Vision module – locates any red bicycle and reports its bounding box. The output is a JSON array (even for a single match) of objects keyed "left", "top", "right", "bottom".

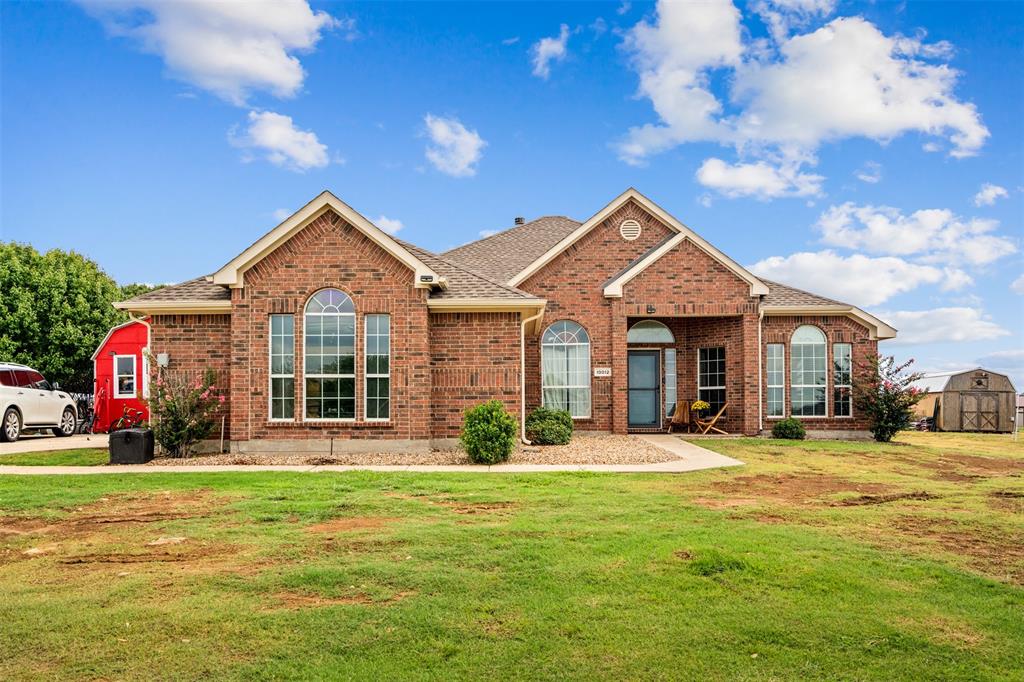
[{"left": 109, "top": 405, "right": 146, "bottom": 433}]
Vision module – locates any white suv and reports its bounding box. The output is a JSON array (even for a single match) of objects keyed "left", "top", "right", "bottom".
[{"left": 0, "top": 362, "right": 78, "bottom": 442}]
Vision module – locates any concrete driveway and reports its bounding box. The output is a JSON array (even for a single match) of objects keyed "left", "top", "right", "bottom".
[{"left": 0, "top": 433, "right": 105, "bottom": 454}]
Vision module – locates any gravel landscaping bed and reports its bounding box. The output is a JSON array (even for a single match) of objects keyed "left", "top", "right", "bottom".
[{"left": 145, "top": 435, "right": 678, "bottom": 467}]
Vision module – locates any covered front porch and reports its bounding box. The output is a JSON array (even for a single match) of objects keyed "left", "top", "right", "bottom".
[{"left": 616, "top": 314, "right": 760, "bottom": 436}]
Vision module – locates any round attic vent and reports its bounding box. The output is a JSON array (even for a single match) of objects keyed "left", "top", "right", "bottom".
[{"left": 619, "top": 219, "right": 642, "bottom": 241}]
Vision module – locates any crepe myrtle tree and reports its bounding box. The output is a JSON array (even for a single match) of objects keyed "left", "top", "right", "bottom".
[{"left": 854, "top": 354, "right": 927, "bottom": 442}]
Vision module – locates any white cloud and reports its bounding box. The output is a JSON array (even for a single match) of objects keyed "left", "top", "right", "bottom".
[
  {"left": 880, "top": 308, "right": 1010, "bottom": 345},
  {"left": 502, "top": 36, "right": 520, "bottom": 46},
  {"left": 751, "top": 0, "right": 837, "bottom": 43},
  {"left": 855, "top": 161, "right": 882, "bottom": 184},
  {"left": 698, "top": 194, "right": 713, "bottom": 208},
  {"left": 940, "top": 267, "right": 973, "bottom": 291},
  {"left": 617, "top": 4, "right": 989, "bottom": 184},
  {"left": 423, "top": 114, "right": 486, "bottom": 178},
  {"left": 230, "top": 110, "right": 328, "bottom": 171},
  {"left": 79, "top": 0, "right": 341, "bottom": 105},
  {"left": 617, "top": 1, "right": 632, "bottom": 16},
  {"left": 1012, "top": 274, "right": 1024, "bottom": 295},
  {"left": 976, "top": 349, "right": 1024, "bottom": 375},
  {"left": 696, "top": 157, "right": 823, "bottom": 198},
  {"left": 748, "top": 250, "right": 943, "bottom": 307},
  {"left": 973, "top": 183, "right": 1009, "bottom": 207},
  {"left": 531, "top": 24, "right": 571, "bottom": 79},
  {"left": 374, "top": 216, "right": 403, "bottom": 235},
  {"left": 816, "top": 203, "right": 1017, "bottom": 267},
  {"left": 272, "top": 208, "right": 292, "bottom": 221},
  {"left": 478, "top": 229, "right": 500, "bottom": 238}
]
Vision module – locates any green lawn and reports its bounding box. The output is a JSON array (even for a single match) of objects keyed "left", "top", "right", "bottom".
[
  {"left": 0, "top": 448, "right": 107, "bottom": 466},
  {"left": 1, "top": 433, "right": 1021, "bottom": 680}
]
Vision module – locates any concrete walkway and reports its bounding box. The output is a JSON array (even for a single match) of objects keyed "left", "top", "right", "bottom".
[
  {"left": 0, "top": 433, "right": 104, "bottom": 454},
  {"left": 0, "top": 434, "right": 743, "bottom": 475}
]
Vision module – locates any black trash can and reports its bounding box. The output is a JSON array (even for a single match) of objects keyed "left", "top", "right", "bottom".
[{"left": 109, "top": 428, "right": 154, "bottom": 464}]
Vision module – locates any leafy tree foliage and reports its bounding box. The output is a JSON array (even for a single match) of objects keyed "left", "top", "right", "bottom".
[
  {"left": 854, "top": 354, "right": 926, "bottom": 442},
  {"left": 0, "top": 242, "right": 158, "bottom": 392}
]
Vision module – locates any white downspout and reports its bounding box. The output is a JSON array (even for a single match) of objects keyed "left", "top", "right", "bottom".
[
  {"left": 757, "top": 306, "right": 764, "bottom": 434},
  {"left": 520, "top": 308, "right": 545, "bottom": 444}
]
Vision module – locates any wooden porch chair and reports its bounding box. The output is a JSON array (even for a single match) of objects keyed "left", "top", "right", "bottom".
[
  {"left": 667, "top": 400, "right": 691, "bottom": 433},
  {"left": 694, "top": 403, "right": 728, "bottom": 435}
]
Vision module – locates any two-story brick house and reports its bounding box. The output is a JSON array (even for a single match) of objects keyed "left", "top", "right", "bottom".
[{"left": 117, "top": 189, "right": 896, "bottom": 452}]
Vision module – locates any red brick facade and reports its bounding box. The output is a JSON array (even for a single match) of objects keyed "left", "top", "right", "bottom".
[{"left": 145, "top": 198, "right": 882, "bottom": 447}]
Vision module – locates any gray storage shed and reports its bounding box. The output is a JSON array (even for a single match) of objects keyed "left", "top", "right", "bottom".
[{"left": 924, "top": 368, "right": 1017, "bottom": 433}]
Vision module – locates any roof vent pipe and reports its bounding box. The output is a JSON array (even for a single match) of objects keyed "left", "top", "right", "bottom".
[{"left": 514, "top": 216, "right": 525, "bottom": 225}]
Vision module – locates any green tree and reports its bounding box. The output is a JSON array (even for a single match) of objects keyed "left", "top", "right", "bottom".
[
  {"left": 0, "top": 242, "right": 157, "bottom": 392},
  {"left": 854, "top": 354, "right": 927, "bottom": 442}
]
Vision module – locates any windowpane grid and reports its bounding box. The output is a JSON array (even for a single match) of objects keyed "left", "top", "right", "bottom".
[
  {"left": 304, "top": 290, "right": 355, "bottom": 420},
  {"left": 269, "top": 314, "right": 295, "bottom": 420},
  {"left": 541, "top": 321, "right": 591, "bottom": 418},
  {"left": 365, "top": 314, "right": 390, "bottom": 421},
  {"left": 791, "top": 326, "right": 826, "bottom": 416},
  {"left": 767, "top": 343, "right": 785, "bottom": 417},
  {"left": 698, "top": 347, "right": 726, "bottom": 414},
  {"left": 833, "top": 343, "right": 852, "bottom": 417}
]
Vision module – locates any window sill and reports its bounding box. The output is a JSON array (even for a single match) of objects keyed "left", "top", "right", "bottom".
[{"left": 265, "top": 420, "right": 392, "bottom": 429}]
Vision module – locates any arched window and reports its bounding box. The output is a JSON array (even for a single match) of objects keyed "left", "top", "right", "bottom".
[
  {"left": 304, "top": 289, "right": 355, "bottom": 420},
  {"left": 627, "top": 320, "right": 674, "bottom": 344},
  {"left": 790, "top": 325, "right": 826, "bottom": 417},
  {"left": 541, "top": 320, "right": 591, "bottom": 418}
]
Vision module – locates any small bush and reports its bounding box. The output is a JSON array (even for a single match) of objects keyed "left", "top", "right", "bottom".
[
  {"left": 771, "top": 417, "right": 806, "bottom": 440},
  {"left": 525, "top": 406, "right": 573, "bottom": 445},
  {"left": 460, "top": 401, "right": 517, "bottom": 464}
]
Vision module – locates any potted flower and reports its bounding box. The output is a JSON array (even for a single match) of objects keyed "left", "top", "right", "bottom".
[{"left": 691, "top": 400, "right": 710, "bottom": 418}]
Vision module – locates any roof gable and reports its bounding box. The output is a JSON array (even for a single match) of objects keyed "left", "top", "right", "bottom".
[
  {"left": 212, "top": 191, "right": 441, "bottom": 289},
  {"left": 512, "top": 188, "right": 769, "bottom": 296}
]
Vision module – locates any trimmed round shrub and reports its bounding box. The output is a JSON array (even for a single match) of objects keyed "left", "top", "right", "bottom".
[
  {"left": 460, "top": 400, "right": 517, "bottom": 464},
  {"left": 525, "top": 406, "right": 573, "bottom": 445},
  {"left": 771, "top": 417, "right": 806, "bottom": 440}
]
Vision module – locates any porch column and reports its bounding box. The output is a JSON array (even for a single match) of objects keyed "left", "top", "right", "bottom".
[
  {"left": 740, "top": 310, "right": 761, "bottom": 435},
  {"left": 611, "top": 300, "right": 629, "bottom": 434}
]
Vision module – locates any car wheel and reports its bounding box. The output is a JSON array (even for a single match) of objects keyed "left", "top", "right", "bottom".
[
  {"left": 1, "top": 408, "right": 21, "bottom": 443},
  {"left": 53, "top": 408, "right": 76, "bottom": 437}
]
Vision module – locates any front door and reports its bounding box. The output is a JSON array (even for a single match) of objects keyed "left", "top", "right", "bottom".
[{"left": 628, "top": 350, "right": 661, "bottom": 428}]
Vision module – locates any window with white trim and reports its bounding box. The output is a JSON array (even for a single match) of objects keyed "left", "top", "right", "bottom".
[
  {"left": 269, "top": 314, "right": 295, "bottom": 420},
  {"left": 766, "top": 343, "right": 785, "bottom": 418},
  {"left": 698, "top": 347, "right": 726, "bottom": 414},
  {"left": 365, "top": 314, "right": 390, "bottom": 421},
  {"left": 304, "top": 289, "right": 355, "bottom": 420},
  {"left": 833, "top": 343, "right": 852, "bottom": 417},
  {"left": 541, "top": 320, "right": 591, "bottom": 418},
  {"left": 114, "top": 355, "right": 136, "bottom": 398},
  {"left": 664, "top": 348, "right": 677, "bottom": 416},
  {"left": 791, "top": 326, "right": 827, "bottom": 416}
]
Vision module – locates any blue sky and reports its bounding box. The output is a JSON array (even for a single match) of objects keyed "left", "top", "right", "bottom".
[{"left": 2, "top": 1, "right": 1022, "bottom": 385}]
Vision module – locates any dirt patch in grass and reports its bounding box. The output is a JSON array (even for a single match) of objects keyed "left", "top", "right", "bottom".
[
  {"left": 692, "top": 497, "right": 758, "bottom": 509},
  {"left": 938, "top": 454, "right": 1023, "bottom": 476},
  {"left": 888, "top": 516, "right": 1024, "bottom": 585},
  {"left": 269, "top": 589, "right": 415, "bottom": 610},
  {"left": 710, "top": 473, "right": 894, "bottom": 506},
  {"left": 834, "top": 491, "right": 939, "bottom": 507},
  {"left": 385, "top": 492, "right": 516, "bottom": 516},
  {"left": 306, "top": 517, "right": 399, "bottom": 533},
  {"left": 896, "top": 615, "right": 986, "bottom": 649}
]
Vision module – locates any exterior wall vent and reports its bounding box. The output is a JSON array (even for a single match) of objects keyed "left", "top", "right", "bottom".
[{"left": 619, "top": 219, "right": 642, "bottom": 241}]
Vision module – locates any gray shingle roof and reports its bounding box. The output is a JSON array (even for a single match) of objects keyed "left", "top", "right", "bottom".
[
  {"left": 396, "top": 240, "right": 540, "bottom": 300},
  {"left": 441, "top": 216, "right": 581, "bottom": 284},
  {"left": 125, "top": 276, "right": 230, "bottom": 302},
  {"left": 761, "top": 279, "right": 844, "bottom": 307}
]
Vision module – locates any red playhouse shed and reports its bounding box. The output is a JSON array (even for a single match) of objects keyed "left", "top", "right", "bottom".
[{"left": 92, "top": 318, "right": 150, "bottom": 432}]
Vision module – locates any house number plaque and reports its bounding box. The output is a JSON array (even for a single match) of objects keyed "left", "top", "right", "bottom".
[{"left": 593, "top": 368, "right": 612, "bottom": 377}]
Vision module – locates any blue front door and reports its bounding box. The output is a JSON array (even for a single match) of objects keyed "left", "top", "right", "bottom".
[{"left": 628, "top": 351, "right": 660, "bottom": 427}]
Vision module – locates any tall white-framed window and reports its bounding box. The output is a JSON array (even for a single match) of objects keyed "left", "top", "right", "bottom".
[
  {"left": 113, "top": 355, "right": 136, "bottom": 398},
  {"left": 304, "top": 289, "right": 355, "bottom": 420},
  {"left": 541, "top": 320, "right": 591, "bottom": 418},
  {"left": 833, "top": 342, "right": 852, "bottom": 417},
  {"left": 365, "top": 314, "right": 390, "bottom": 421},
  {"left": 664, "top": 348, "right": 677, "bottom": 416},
  {"left": 766, "top": 343, "right": 785, "bottom": 418},
  {"left": 791, "top": 325, "right": 827, "bottom": 417},
  {"left": 269, "top": 314, "right": 295, "bottom": 420},
  {"left": 697, "top": 347, "right": 726, "bottom": 414}
]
